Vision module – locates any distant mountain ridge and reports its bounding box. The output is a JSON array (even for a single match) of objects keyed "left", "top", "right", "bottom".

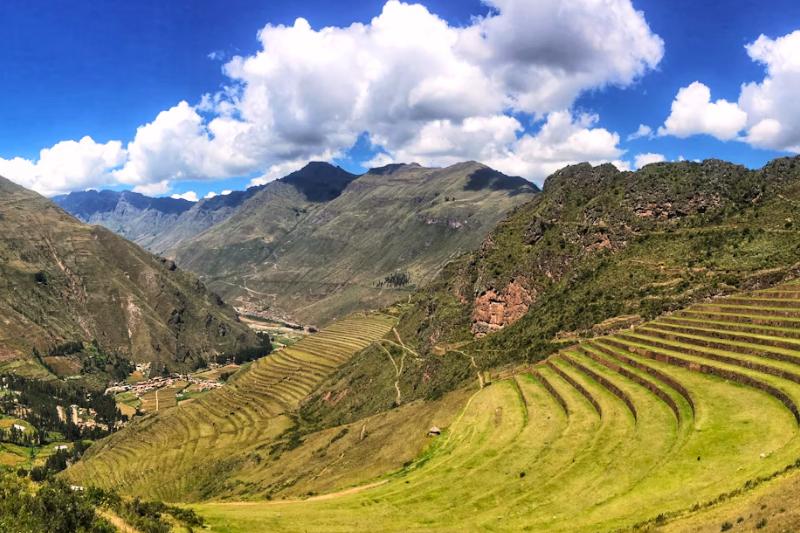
[{"left": 54, "top": 161, "right": 538, "bottom": 324}]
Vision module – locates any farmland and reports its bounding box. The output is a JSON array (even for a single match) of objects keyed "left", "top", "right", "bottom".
[
  {"left": 65, "top": 312, "right": 397, "bottom": 501},
  {"left": 184, "top": 280, "right": 800, "bottom": 531}
]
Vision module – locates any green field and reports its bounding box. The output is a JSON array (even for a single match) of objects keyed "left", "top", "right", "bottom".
[
  {"left": 63, "top": 281, "right": 800, "bottom": 531},
  {"left": 183, "top": 281, "right": 800, "bottom": 531}
]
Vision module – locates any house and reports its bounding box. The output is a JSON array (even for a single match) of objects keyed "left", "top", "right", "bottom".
[
  {"left": 427, "top": 426, "right": 442, "bottom": 437},
  {"left": 12, "top": 423, "right": 26, "bottom": 432}
]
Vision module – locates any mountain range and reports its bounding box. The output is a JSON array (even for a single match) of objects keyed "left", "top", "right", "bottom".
[{"left": 55, "top": 161, "right": 538, "bottom": 325}]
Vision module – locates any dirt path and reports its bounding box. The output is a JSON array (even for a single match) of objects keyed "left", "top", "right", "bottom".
[
  {"left": 454, "top": 350, "right": 484, "bottom": 389},
  {"left": 98, "top": 509, "right": 141, "bottom": 533},
  {"left": 209, "top": 480, "right": 391, "bottom": 507}
]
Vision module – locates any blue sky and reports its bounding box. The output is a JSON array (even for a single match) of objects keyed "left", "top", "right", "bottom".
[{"left": 1, "top": 0, "right": 799, "bottom": 199}]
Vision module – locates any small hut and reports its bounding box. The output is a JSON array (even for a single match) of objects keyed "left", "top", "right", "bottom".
[{"left": 427, "top": 426, "right": 442, "bottom": 437}]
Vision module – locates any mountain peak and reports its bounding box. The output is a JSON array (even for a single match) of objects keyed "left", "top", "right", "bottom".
[
  {"left": 281, "top": 161, "right": 357, "bottom": 202},
  {"left": 367, "top": 162, "right": 424, "bottom": 175}
]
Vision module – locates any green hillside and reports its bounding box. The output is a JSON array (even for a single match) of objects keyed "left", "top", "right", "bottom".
[
  {"left": 0, "top": 176, "right": 261, "bottom": 377},
  {"left": 56, "top": 156, "right": 800, "bottom": 531},
  {"left": 65, "top": 312, "right": 397, "bottom": 501},
  {"left": 189, "top": 280, "right": 800, "bottom": 531},
  {"left": 299, "top": 157, "right": 800, "bottom": 430},
  {"left": 170, "top": 161, "right": 537, "bottom": 325}
]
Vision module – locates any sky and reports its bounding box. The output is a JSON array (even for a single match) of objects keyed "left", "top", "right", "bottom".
[{"left": 1, "top": 0, "right": 799, "bottom": 200}]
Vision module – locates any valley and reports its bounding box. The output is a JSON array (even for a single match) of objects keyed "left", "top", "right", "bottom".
[
  {"left": 7, "top": 1, "right": 799, "bottom": 531},
  {"left": 7, "top": 157, "right": 800, "bottom": 532}
]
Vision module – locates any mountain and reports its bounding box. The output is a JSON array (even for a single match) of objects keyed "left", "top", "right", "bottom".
[
  {"left": 299, "top": 156, "right": 800, "bottom": 428},
  {"left": 64, "top": 156, "right": 800, "bottom": 532},
  {"left": 52, "top": 190, "right": 194, "bottom": 251},
  {"left": 170, "top": 161, "right": 537, "bottom": 324},
  {"left": 52, "top": 185, "right": 270, "bottom": 254},
  {"left": 0, "top": 176, "right": 262, "bottom": 379}
]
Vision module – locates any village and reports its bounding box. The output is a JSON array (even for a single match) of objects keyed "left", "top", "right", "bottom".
[{"left": 104, "top": 372, "right": 223, "bottom": 398}]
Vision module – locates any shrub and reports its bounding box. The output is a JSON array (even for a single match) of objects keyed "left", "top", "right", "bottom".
[
  {"left": 721, "top": 521, "right": 733, "bottom": 531},
  {"left": 756, "top": 518, "right": 767, "bottom": 529}
]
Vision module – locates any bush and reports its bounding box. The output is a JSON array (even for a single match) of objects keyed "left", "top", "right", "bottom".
[
  {"left": 756, "top": 518, "right": 767, "bottom": 529},
  {"left": 0, "top": 474, "right": 113, "bottom": 533},
  {"left": 721, "top": 521, "right": 733, "bottom": 531}
]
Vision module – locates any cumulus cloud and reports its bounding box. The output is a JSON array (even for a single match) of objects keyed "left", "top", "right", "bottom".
[
  {"left": 132, "top": 180, "right": 171, "bottom": 196},
  {"left": 627, "top": 124, "right": 654, "bottom": 141},
  {"left": 739, "top": 31, "right": 800, "bottom": 152},
  {"left": 658, "top": 82, "right": 747, "bottom": 140},
  {"left": 482, "top": 112, "right": 626, "bottom": 183},
  {"left": 633, "top": 152, "right": 666, "bottom": 169},
  {"left": 2, "top": 0, "right": 663, "bottom": 194},
  {"left": 658, "top": 30, "right": 800, "bottom": 153},
  {"left": 0, "top": 136, "right": 126, "bottom": 196},
  {"left": 170, "top": 191, "right": 199, "bottom": 202},
  {"left": 113, "top": 101, "right": 259, "bottom": 187}
]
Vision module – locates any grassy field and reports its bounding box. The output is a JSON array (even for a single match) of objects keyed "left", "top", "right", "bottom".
[
  {"left": 65, "top": 312, "right": 397, "bottom": 501},
  {"left": 184, "top": 281, "right": 800, "bottom": 531}
]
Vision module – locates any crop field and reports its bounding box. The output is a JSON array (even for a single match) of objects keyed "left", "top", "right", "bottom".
[
  {"left": 139, "top": 381, "right": 188, "bottom": 413},
  {"left": 65, "top": 312, "right": 396, "bottom": 501},
  {"left": 191, "top": 280, "right": 800, "bottom": 531}
]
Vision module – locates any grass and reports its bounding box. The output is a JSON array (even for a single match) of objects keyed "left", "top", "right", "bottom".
[
  {"left": 65, "top": 312, "right": 397, "bottom": 501},
  {"left": 180, "top": 280, "right": 800, "bottom": 531}
]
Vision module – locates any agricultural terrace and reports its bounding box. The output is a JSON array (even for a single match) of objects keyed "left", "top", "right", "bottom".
[
  {"left": 194, "top": 280, "right": 800, "bottom": 532},
  {"left": 65, "top": 313, "right": 396, "bottom": 501}
]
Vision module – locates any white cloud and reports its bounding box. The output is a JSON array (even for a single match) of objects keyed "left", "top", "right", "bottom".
[
  {"left": 170, "top": 191, "right": 199, "bottom": 202},
  {"left": 739, "top": 31, "right": 800, "bottom": 152},
  {"left": 114, "top": 101, "right": 259, "bottom": 188},
  {"left": 482, "top": 111, "right": 626, "bottom": 183},
  {"left": 657, "top": 30, "right": 800, "bottom": 154},
  {"left": 221, "top": 189, "right": 233, "bottom": 195},
  {"left": 3, "top": 0, "right": 663, "bottom": 193},
  {"left": 204, "top": 191, "right": 218, "bottom": 199},
  {"left": 0, "top": 136, "right": 126, "bottom": 196},
  {"left": 658, "top": 82, "right": 747, "bottom": 140},
  {"left": 132, "top": 180, "right": 171, "bottom": 196},
  {"left": 627, "top": 124, "right": 654, "bottom": 141},
  {"left": 134, "top": 0, "right": 661, "bottom": 189},
  {"left": 633, "top": 152, "right": 666, "bottom": 169}
]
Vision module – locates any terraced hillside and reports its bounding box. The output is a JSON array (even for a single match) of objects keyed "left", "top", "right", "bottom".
[
  {"left": 191, "top": 280, "right": 800, "bottom": 531},
  {"left": 65, "top": 313, "right": 396, "bottom": 501}
]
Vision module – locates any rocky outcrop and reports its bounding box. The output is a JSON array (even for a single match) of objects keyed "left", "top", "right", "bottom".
[{"left": 471, "top": 279, "right": 533, "bottom": 336}]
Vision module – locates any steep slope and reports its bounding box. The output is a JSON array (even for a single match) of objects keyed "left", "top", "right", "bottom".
[
  {"left": 173, "top": 161, "right": 537, "bottom": 324},
  {"left": 192, "top": 280, "right": 800, "bottom": 532},
  {"left": 0, "top": 176, "right": 261, "bottom": 377},
  {"left": 65, "top": 312, "right": 397, "bottom": 501},
  {"left": 68, "top": 279, "right": 800, "bottom": 531},
  {"left": 299, "top": 156, "right": 800, "bottom": 430},
  {"left": 53, "top": 185, "right": 269, "bottom": 254},
  {"left": 52, "top": 190, "right": 194, "bottom": 251}
]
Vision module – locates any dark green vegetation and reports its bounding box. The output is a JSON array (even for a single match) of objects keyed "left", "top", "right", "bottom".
[
  {"left": 1, "top": 374, "right": 123, "bottom": 440},
  {"left": 0, "top": 471, "right": 205, "bottom": 533},
  {"left": 0, "top": 473, "right": 114, "bottom": 532},
  {"left": 0, "top": 175, "right": 262, "bottom": 378},
  {"left": 32, "top": 156, "right": 800, "bottom": 531}
]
